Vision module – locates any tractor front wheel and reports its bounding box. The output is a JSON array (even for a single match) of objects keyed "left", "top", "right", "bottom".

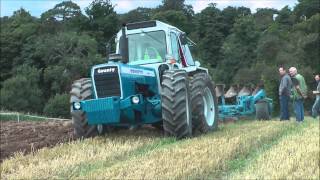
[
  {"left": 70, "top": 78, "right": 98, "bottom": 138},
  {"left": 161, "top": 70, "right": 192, "bottom": 139}
]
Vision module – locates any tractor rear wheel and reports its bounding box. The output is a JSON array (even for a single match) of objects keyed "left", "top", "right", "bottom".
[
  {"left": 70, "top": 78, "right": 98, "bottom": 138},
  {"left": 191, "top": 73, "right": 218, "bottom": 135},
  {"left": 161, "top": 70, "right": 192, "bottom": 139}
]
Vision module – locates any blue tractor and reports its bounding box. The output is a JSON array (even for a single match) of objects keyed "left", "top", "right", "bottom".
[
  {"left": 216, "top": 84, "right": 273, "bottom": 120},
  {"left": 70, "top": 21, "right": 218, "bottom": 139}
]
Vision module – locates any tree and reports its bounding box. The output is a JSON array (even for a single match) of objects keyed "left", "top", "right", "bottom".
[
  {"left": 158, "top": 0, "right": 194, "bottom": 18},
  {"left": 0, "top": 8, "right": 38, "bottom": 85},
  {"left": 85, "top": 0, "right": 119, "bottom": 55},
  {"left": 160, "top": 0, "right": 185, "bottom": 11},
  {"left": 152, "top": 10, "right": 189, "bottom": 32},
  {"left": 156, "top": 0, "right": 194, "bottom": 29},
  {"left": 120, "top": 7, "right": 153, "bottom": 24},
  {"left": 255, "top": 23, "right": 295, "bottom": 67},
  {"left": 294, "top": 0, "right": 320, "bottom": 19},
  {"left": 40, "top": 1, "right": 88, "bottom": 33},
  {"left": 0, "top": 65, "right": 43, "bottom": 113},
  {"left": 43, "top": 93, "right": 70, "bottom": 118},
  {"left": 254, "top": 8, "right": 278, "bottom": 31},
  {"left": 194, "top": 3, "right": 225, "bottom": 68},
  {"left": 45, "top": 32, "right": 103, "bottom": 96},
  {"left": 17, "top": 31, "right": 104, "bottom": 98},
  {"left": 41, "top": 1, "right": 81, "bottom": 21},
  {"left": 276, "top": 6, "right": 295, "bottom": 28},
  {"left": 292, "top": 13, "right": 320, "bottom": 73},
  {"left": 221, "top": 6, "right": 251, "bottom": 36},
  {"left": 217, "top": 15, "right": 260, "bottom": 84}
]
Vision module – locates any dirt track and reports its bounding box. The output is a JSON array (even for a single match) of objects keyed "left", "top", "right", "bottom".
[{"left": 0, "top": 120, "right": 74, "bottom": 162}]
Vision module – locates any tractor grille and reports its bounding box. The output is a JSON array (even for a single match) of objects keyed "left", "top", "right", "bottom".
[{"left": 93, "top": 66, "right": 121, "bottom": 98}]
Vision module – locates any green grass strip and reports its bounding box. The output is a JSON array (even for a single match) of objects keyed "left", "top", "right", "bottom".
[
  {"left": 0, "top": 113, "right": 69, "bottom": 121},
  {"left": 1, "top": 114, "right": 43, "bottom": 121}
]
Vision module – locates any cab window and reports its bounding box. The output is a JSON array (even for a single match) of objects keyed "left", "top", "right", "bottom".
[
  {"left": 127, "top": 31, "right": 166, "bottom": 65},
  {"left": 181, "top": 44, "right": 195, "bottom": 66}
]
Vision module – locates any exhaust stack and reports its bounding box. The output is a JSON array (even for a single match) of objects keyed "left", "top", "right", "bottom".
[{"left": 119, "top": 24, "right": 129, "bottom": 63}]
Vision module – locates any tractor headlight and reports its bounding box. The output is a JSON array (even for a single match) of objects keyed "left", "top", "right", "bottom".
[
  {"left": 132, "top": 96, "right": 140, "bottom": 104},
  {"left": 73, "top": 102, "right": 81, "bottom": 110}
]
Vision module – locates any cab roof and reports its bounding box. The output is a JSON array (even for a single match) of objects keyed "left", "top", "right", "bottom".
[{"left": 116, "top": 20, "right": 184, "bottom": 37}]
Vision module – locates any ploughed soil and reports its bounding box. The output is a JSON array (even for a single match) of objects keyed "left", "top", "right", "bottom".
[{"left": 0, "top": 120, "right": 74, "bottom": 162}]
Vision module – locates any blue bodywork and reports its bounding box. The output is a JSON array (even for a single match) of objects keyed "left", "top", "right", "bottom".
[
  {"left": 218, "top": 89, "right": 273, "bottom": 120},
  {"left": 75, "top": 62, "right": 162, "bottom": 126}
]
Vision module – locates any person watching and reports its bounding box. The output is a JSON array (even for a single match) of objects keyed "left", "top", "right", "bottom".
[
  {"left": 289, "top": 67, "right": 307, "bottom": 123},
  {"left": 278, "top": 66, "right": 292, "bottom": 121},
  {"left": 312, "top": 74, "right": 320, "bottom": 119}
]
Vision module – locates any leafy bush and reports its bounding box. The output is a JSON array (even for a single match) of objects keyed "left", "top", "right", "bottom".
[
  {"left": 43, "top": 93, "right": 70, "bottom": 118},
  {"left": 0, "top": 65, "right": 43, "bottom": 113}
]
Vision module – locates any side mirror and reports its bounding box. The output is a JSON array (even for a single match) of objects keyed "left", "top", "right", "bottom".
[
  {"left": 195, "top": 61, "right": 201, "bottom": 67},
  {"left": 179, "top": 33, "right": 187, "bottom": 45}
]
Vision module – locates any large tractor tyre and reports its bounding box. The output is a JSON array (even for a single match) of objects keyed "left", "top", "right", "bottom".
[
  {"left": 70, "top": 78, "right": 98, "bottom": 138},
  {"left": 255, "top": 100, "right": 271, "bottom": 120},
  {"left": 161, "top": 70, "right": 192, "bottom": 139},
  {"left": 191, "top": 73, "right": 218, "bottom": 135}
]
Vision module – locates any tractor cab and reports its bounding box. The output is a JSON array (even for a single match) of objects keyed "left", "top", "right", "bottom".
[{"left": 114, "top": 21, "right": 196, "bottom": 67}]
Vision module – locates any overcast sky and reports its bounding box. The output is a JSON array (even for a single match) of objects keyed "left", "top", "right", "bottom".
[{"left": 1, "top": 0, "right": 298, "bottom": 17}]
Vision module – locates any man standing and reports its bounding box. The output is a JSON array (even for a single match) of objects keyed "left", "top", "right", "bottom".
[
  {"left": 289, "top": 67, "right": 307, "bottom": 122},
  {"left": 312, "top": 74, "right": 320, "bottom": 119},
  {"left": 279, "top": 67, "right": 292, "bottom": 120}
]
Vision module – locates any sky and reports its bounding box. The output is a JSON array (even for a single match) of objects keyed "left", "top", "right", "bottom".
[{"left": 1, "top": 0, "right": 298, "bottom": 17}]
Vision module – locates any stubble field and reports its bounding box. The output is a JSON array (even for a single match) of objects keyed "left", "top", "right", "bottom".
[{"left": 0, "top": 118, "right": 319, "bottom": 179}]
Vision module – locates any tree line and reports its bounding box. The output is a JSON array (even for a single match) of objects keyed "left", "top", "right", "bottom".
[{"left": 0, "top": 0, "right": 319, "bottom": 117}]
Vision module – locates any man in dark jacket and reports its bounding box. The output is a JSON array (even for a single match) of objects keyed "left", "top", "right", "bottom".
[{"left": 279, "top": 67, "right": 292, "bottom": 120}]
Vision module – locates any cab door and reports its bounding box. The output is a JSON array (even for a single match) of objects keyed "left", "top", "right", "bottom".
[
  {"left": 178, "top": 33, "right": 195, "bottom": 66},
  {"left": 170, "top": 32, "right": 195, "bottom": 67}
]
